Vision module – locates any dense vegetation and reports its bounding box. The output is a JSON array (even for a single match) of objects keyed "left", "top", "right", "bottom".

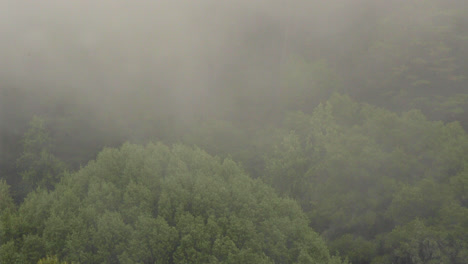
[
  {"left": 1, "top": 0, "right": 468, "bottom": 263},
  {"left": 1, "top": 143, "right": 346, "bottom": 263},
  {"left": 264, "top": 94, "right": 468, "bottom": 264}
]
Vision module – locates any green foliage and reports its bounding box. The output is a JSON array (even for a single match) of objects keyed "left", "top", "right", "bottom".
[
  {"left": 1, "top": 142, "right": 345, "bottom": 264},
  {"left": 351, "top": 0, "right": 468, "bottom": 112},
  {"left": 0, "top": 241, "right": 19, "bottom": 263},
  {"left": 1, "top": 1, "right": 468, "bottom": 263},
  {"left": 37, "top": 255, "right": 74, "bottom": 264},
  {"left": 0, "top": 180, "right": 17, "bottom": 251},
  {"left": 94, "top": 212, "right": 131, "bottom": 263},
  {"left": 264, "top": 94, "right": 468, "bottom": 264},
  {"left": 450, "top": 163, "right": 468, "bottom": 207},
  {"left": 123, "top": 215, "right": 177, "bottom": 263},
  {"left": 0, "top": 179, "right": 15, "bottom": 214},
  {"left": 329, "top": 234, "right": 376, "bottom": 264},
  {"left": 379, "top": 219, "right": 451, "bottom": 264},
  {"left": 20, "top": 234, "right": 47, "bottom": 264},
  {"left": 16, "top": 116, "right": 65, "bottom": 191}
]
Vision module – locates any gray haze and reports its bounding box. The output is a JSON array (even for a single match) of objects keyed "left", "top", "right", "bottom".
[
  {"left": 0, "top": 0, "right": 368, "bottom": 116},
  {"left": 1, "top": 0, "right": 463, "bottom": 144}
]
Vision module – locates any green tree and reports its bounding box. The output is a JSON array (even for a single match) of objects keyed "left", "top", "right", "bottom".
[
  {"left": 379, "top": 219, "right": 451, "bottom": 264},
  {"left": 0, "top": 241, "right": 20, "bottom": 263},
  {"left": 37, "top": 255, "right": 76, "bottom": 264},
  {"left": 0, "top": 179, "right": 15, "bottom": 215},
  {"left": 264, "top": 94, "right": 468, "bottom": 264},
  {"left": 19, "top": 234, "right": 47, "bottom": 264},
  {"left": 10, "top": 142, "right": 346, "bottom": 264},
  {"left": 16, "top": 116, "right": 65, "bottom": 191},
  {"left": 93, "top": 212, "right": 131, "bottom": 264},
  {"left": 123, "top": 215, "right": 177, "bottom": 264}
]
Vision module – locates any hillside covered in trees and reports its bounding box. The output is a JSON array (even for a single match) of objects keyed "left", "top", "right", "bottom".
[{"left": 1, "top": 0, "right": 468, "bottom": 263}]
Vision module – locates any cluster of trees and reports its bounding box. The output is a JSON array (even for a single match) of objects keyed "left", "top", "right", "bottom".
[
  {"left": 1, "top": 0, "right": 468, "bottom": 263},
  {"left": 1, "top": 141, "right": 346, "bottom": 264},
  {"left": 263, "top": 94, "right": 468, "bottom": 264},
  {"left": 1, "top": 92, "right": 467, "bottom": 263}
]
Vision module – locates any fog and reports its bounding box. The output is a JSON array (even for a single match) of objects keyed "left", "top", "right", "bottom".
[
  {"left": 1, "top": 0, "right": 466, "bottom": 161},
  {"left": 2, "top": 2, "right": 468, "bottom": 263},
  {"left": 0, "top": 0, "right": 369, "bottom": 117}
]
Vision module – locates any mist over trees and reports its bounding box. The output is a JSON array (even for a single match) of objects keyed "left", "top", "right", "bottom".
[{"left": 1, "top": 0, "right": 468, "bottom": 263}]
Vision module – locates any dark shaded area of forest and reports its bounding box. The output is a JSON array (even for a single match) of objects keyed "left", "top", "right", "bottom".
[{"left": 1, "top": 0, "right": 467, "bottom": 263}]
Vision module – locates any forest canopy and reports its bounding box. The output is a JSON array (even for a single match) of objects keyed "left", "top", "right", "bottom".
[
  {"left": 1, "top": 0, "right": 468, "bottom": 263},
  {"left": 263, "top": 94, "right": 468, "bottom": 264},
  {"left": 0, "top": 143, "right": 346, "bottom": 264}
]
